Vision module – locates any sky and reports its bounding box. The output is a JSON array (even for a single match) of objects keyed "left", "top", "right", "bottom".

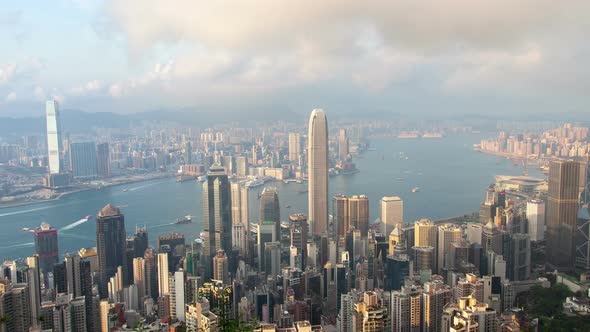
[{"left": 0, "top": 0, "right": 588, "bottom": 117}]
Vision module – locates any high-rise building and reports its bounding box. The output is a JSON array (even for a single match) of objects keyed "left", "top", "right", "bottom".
[
  {"left": 157, "top": 253, "right": 170, "bottom": 296},
  {"left": 70, "top": 142, "right": 98, "bottom": 179},
  {"left": 546, "top": 160, "right": 580, "bottom": 271},
  {"left": 236, "top": 156, "right": 248, "bottom": 177},
  {"left": 264, "top": 242, "right": 281, "bottom": 277},
  {"left": 96, "top": 204, "right": 127, "bottom": 299},
  {"left": 46, "top": 100, "right": 63, "bottom": 174},
  {"left": 412, "top": 246, "right": 435, "bottom": 273},
  {"left": 337, "top": 128, "right": 349, "bottom": 160},
  {"left": 172, "top": 269, "right": 186, "bottom": 321},
  {"left": 423, "top": 280, "right": 452, "bottom": 332},
  {"left": 353, "top": 291, "right": 390, "bottom": 332},
  {"left": 258, "top": 221, "right": 278, "bottom": 273},
  {"left": 213, "top": 250, "right": 229, "bottom": 283},
  {"left": 260, "top": 187, "right": 280, "bottom": 238},
  {"left": 33, "top": 222, "right": 59, "bottom": 277},
  {"left": 0, "top": 282, "right": 31, "bottom": 332},
  {"left": 437, "top": 223, "right": 462, "bottom": 274},
  {"left": 290, "top": 214, "right": 308, "bottom": 271},
  {"left": 26, "top": 255, "right": 41, "bottom": 330},
  {"left": 526, "top": 199, "right": 545, "bottom": 242},
  {"left": 391, "top": 285, "right": 422, "bottom": 332},
  {"left": 414, "top": 219, "right": 438, "bottom": 269},
  {"left": 308, "top": 109, "right": 328, "bottom": 235},
  {"left": 289, "top": 132, "right": 301, "bottom": 165},
  {"left": 505, "top": 233, "right": 531, "bottom": 281},
  {"left": 381, "top": 196, "right": 403, "bottom": 236},
  {"left": 132, "top": 257, "right": 147, "bottom": 306},
  {"left": 333, "top": 195, "right": 370, "bottom": 238},
  {"left": 202, "top": 165, "right": 232, "bottom": 279},
  {"left": 53, "top": 294, "right": 87, "bottom": 332},
  {"left": 96, "top": 142, "right": 111, "bottom": 178}
]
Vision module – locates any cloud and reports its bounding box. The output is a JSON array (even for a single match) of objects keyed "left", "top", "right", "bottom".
[{"left": 5, "top": 91, "right": 16, "bottom": 102}]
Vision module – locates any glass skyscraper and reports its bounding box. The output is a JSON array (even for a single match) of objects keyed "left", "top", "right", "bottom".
[{"left": 46, "top": 100, "right": 63, "bottom": 174}]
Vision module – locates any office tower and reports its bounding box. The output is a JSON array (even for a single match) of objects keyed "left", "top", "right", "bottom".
[
  {"left": 466, "top": 223, "right": 483, "bottom": 245},
  {"left": 546, "top": 160, "right": 580, "bottom": 270},
  {"left": 46, "top": 100, "right": 63, "bottom": 174},
  {"left": 412, "top": 246, "right": 435, "bottom": 273},
  {"left": 231, "top": 182, "right": 250, "bottom": 235},
  {"left": 264, "top": 242, "right": 281, "bottom": 277},
  {"left": 414, "top": 218, "right": 437, "bottom": 262},
  {"left": 96, "top": 204, "right": 127, "bottom": 299},
  {"left": 442, "top": 296, "right": 497, "bottom": 332},
  {"left": 258, "top": 221, "right": 278, "bottom": 273},
  {"left": 505, "top": 234, "right": 531, "bottom": 281},
  {"left": 353, "top": 291, "right": 390, "bottom": 332},
  {"left": 157, "top": 253, "right": 170, "bottom": 296},
  {"left": 213, "top": 250, "right": 229, "bottom": 283},
  {"left": 70, "top": 142, "right": 98, "bottom": 179},
  {"left": 96, "top": 142, "right": 111, "bottom": 178},
  {"left": 236, "top": 156, "right": 248, "bottom": 177},
  {"left": 381, "top": 196, "right": 403, "bottom": 235},
  {"left": 260, "top": 187, "right": 280, "bottom": 238},
  {"left": 290, "top": 214, "right": 308, "bottom": 271},
  {"left": 184, "top": 140, "right": 192, "bottom": 165},
  {"left": 576, "top": 206, "right": 590, "bottom": 271},
  {"left": 308, "top": 109, "right": 328, "bottom": 235},
  {"left": 131, "top": 227, "right": 148, "bottom": 258},
  {"left": 33, "top": 222, "right": 59, "bottom": 277},
  {"left": 482, "top": 219, "right": 503, "bottom": 256},
  {"left": 158, "top": 233, "right": 186, "bottom": 272},
  {"left": 133, "top": 257, "right": 147, "bottom": 308},
  {"left": 526, "top": 199, "right": 545, "bottom": 241},
  {"left": 202, "top": 165, "right": 233, "bottom": 279},
  {"left": 289, "top": 132, "right": 301, "bottom": 164},
  {"left": 437, "top": 223, "right": 462, "bottom": 274},
  {"left": 65, "top": 254, "right": 96, "bottom": 331},
  {"left": 385, "top": 252, "right": 410, "bottom": 291},
  {"left": 423, "top": 280, "right": 452, "bottom": 332},
  {"left": 333, "top": 195, "right": 349, "bottom": 237},
  {"left": 172, "top": 270, "right": 186, "bottom": 321},
  {"left": 391, "top": 285, "right": 421, "bottom": 332},
  {"left": 337, "top": 128, "right": 349, "bottom": 160},
  {"left": 349, "top": 195, "right": 369, "bottom": 238},
  {"left": 26, "top": 255, "right": 41, "bottom": 330}
]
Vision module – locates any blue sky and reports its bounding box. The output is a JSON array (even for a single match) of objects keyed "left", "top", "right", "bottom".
[{"left": 0, "top": 0, "right": 588, "bottom": 117}]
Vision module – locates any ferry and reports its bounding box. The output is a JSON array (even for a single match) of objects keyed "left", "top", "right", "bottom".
[
  {"left": 284, "top": 205, "right": 291, "bottom": 208},
  {"left": 412, "top": 187, "right": 420, "bottom": 193},
  {"left": 197, "top": 176, "right": 207, "bottom": 182},
  {"left": 85, "top": 215, "right": 92, "bottom": 220},
  {"left": 175, "top": 215, "right": 193, "bottom": 224},
  {"left": 22, "top": 227, "right": 30, "bottom": 232},
  {"left": 123, "top": 189, "right": 129, "bottom": 192},
  {"left": 396, "top": 177, "right": 405, "bottom": 181}
]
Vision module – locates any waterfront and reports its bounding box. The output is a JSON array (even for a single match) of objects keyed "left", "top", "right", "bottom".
[{"left": 0, "top": 133, "right": 543, "bottom": 261}]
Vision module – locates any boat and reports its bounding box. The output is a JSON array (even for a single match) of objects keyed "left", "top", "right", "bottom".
[
  {"left": 85, "top": 215, "right": 92, "bottom": 220},
  {"left": 396, "top": 177, "right": 405, "bottom": 181},
  {"left": 412, "top": 187, "right": 420, "bottom": 193},
  {"left": 123, "top": 189, "right": 129, "bottom": 192},
  {"left": 175, "top": 215, "right": 192, "bottom": 224},
  {"left": 296, "top": 189, "right": 308, "bottom": 194},
  {"left": 284, "top": 205, "right": 291, "bottom": 208},
  {"left": 176, "top": 175, "right": 197, "bottom": 182},
  {"left": 22, "top": 227, "right": 30, "bottom": 232},
  {"left": 197, "top": 176, "right": 207, "bottom": 182}
]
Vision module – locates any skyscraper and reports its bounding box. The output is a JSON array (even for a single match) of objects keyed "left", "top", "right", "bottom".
[
  {"left": 46, "top": 100, "right": 63, "bottom": 174},
  {"left": 157, "top": 253, "right": 170, "bottom": 296},
  {"left": 70, "top": 142, "right": 98, "bottom": 179},
  {"left": 349, "top": 195, "right": 369, "bottom": 238},
  {"left": 213, "top": 250, "right": 229, "bottom": 283},
  {"left": 33, "top": 222, "right": 58, "bottom": 277},
  {"left": 96, "top": 142, "right": 111, "bottom": 178},
  {"left": 437, "top": 223, "right": 462, "bottom": 274},
  {"left": 308, "top": 109, "right": 328, "bottom": 235},
  {"left": 288, "top": 132, "right": 301, "bottom": 165},
  {"left": 202, "top": 165, "right": 232, "bottom": 279},
  {"left": 391, "top": 285, "right": 422, "bottom": 332},
  {"left": 96, "top": 204, "right": 127, "bottom": 299},
  {"left": 381, "top": 196, "right": 403, "bottom": 236},
  {"left": 337, "top": 128, "right": 349, "bottom": 160},
  {"left": 526, "top": 199, "right": 545, "bottom": 241},
  {"left": 546, "top": 160, "right": 580, "bottom": 271},
  {"left": 26, "top": 255, "right": 41, "bottom": 331},
  {"left": 259, "top": 187, "right": 280, "bottom": 237},
  {"left": 290, "top": 213, "right": 308, "bottom": 271}
]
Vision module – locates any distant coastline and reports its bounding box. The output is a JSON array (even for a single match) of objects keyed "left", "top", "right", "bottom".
[{"left": 0, "top": 173, "right": 174, "bottom": 210}]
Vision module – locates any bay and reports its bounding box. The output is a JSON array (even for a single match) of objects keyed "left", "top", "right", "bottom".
[{"left": 0, "top": 133, "right": 541, "bottom": 261}]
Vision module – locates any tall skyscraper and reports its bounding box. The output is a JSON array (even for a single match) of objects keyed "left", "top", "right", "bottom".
[
  {"left": 546, "top": 160, "right": 580, "bottom": 271},
  {"left": 157, "top": 253, "right": 170, "bottom": 296},
  {"left": 132, "top": 257, "right": 147, "bottom": 306},
  {"left": 308, "top": 109, "right": 328, "bottom": 235},
  {"left": 259, "top": 187, "right": 280, "bottom": 237},
  {"left": 96, "top": 204, "right": 127, "bottom": 299},
  {"left": 391, "top": 285, "right": 422, "bottom": 332},
  {"left": 26, "top": 255, "right": 41, "bottom": 330},
  {"left": 381, "top": 196, "right": 403, "bottom": 236},
  {"left": 202, "top": 165, "right": 232, "bottom": 279},
  {"left": 236, "top": 156, "right": 248, "bottom": 177},
  {"left": 213, "top": 250, "right": 229, "bottom": 283},
  {"left": 96, "top": 142, "right": 111, "bottom": 178},
  {"left": 337, "top": 128, "right": 349, "bottom": 160},
  {"left": 70, "top": 142, "right": 98, "bottom": 179},
  {"left": 290, "top": 214, "right": 308, "bottom": 271},
  {"left": 288, "top": 132, "right": 301, "bottom": 165},
  {"left": 423, "top": 280, "right": 452, "bottom": 332},
  {"left": 33, "top": 222, "right": 59, "bottom": 277},
  {"left": 526, "top": 199, "right": 545, "bottom": 241},
  {"left": 46, "top": 100, "right": 63, "bottom": 174},
  {"left": 333, "top": 195, "right": 369, "bottom": 238}
]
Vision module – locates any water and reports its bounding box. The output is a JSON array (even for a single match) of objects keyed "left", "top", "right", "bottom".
[{"left": 0, "top": 134, "right": 541, "bottom": 261}]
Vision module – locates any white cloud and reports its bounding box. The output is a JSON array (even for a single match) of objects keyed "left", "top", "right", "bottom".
[{"left": 0, "top": 64, "right": 17, "bottom": 84}]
